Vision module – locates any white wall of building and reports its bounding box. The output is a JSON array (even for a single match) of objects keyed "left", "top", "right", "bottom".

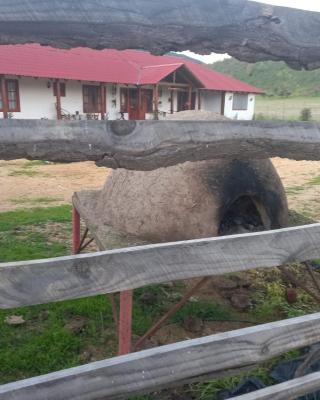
[
  {"left": 0, "top": 77, "right": 256, "bottom": 120},
  {"left": 224, "top": 92, "right": 256, "bottom": 120}
]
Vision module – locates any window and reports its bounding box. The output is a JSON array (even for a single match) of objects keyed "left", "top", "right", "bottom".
[
  {"left": 83, "top": 85, "right": 105, "bottom": 113},
  {"left": 53, "top": 82, "right": 66, "bottom": 97},
  {"left": 120, "top": 88, "right": 128, "bottom": 112},
  {"left": 232, "top": 93, "right": 248, "bottom": 111},
  {"left": 0, "top": 79, "right": 20, "bottom": 112}
]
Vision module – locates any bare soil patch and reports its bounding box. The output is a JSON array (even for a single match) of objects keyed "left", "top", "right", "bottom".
[
  {"left": 272, "top": 158, "right": 320, "bottom": 220},
  {"left": 0, "top": 160, "right": 108, "bottom": 212}
]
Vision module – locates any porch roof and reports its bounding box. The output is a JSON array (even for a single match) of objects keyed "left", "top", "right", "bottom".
[{"left": 0, "top": 44, "right": 263, "bottom": 94}]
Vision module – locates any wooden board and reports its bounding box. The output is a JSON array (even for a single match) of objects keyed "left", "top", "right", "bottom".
[
  {"left": 1, "top": 313, "right": 320, "bottom": 400},
  {"left": 0, "top": 1, "right": 319, "bottom": 69},
  {"left": 2, "top": 120, "right": 320, "bottom": 169},
  {"left": 1, "top": 223, "right": 320, "bottom": 308},
  {"left": 232, "top": 371, "right": 320, "bottom": 400}
]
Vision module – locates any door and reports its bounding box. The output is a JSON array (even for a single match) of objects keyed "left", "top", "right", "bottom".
[
  {"left": 140, "top": 89, "right": 153, "bottom": 120},
  {"left": 128, "top": 89, "right": 140, "bottom": 120}
]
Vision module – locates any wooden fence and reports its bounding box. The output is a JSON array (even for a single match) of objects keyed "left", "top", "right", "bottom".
[
  {"left": 2, "top": 222, "right": 320, "bottom": 399},
  {"left": 2, "top": 1, "right": 320, "bottom": 399}
]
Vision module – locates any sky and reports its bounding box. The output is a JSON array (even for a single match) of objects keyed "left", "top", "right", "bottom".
[{"left": 183, "top": 0, "right": 320, "bottom": 64}]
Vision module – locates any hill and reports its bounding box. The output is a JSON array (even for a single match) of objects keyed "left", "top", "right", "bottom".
[{"left": 211, "top": 58, "right": 320, "bottom": 97}]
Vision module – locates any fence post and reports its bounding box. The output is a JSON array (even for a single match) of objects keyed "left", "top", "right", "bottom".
[
  {"left": 118, "top": 290, "right": 133, "bottom": 355},
  {"left": 72, "top": 207, "right": 81, "bottom": 255}
]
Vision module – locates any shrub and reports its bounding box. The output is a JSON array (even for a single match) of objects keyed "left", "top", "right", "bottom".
[{"left": 300, "top": 108, "right": 312, "bottom": 121}]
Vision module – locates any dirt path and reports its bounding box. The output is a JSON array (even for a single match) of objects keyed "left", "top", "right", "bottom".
[
  {"left": 0, "top": 160, "right": 108, "bottom": 212},
  {"left": 2, "top": 158, "right": 320, "bottom": 219}
]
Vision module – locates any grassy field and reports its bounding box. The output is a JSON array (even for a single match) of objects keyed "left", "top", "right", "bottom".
[
  {"left": 255, "top": 96, "right": 320, "bottom": 121},
  {"left": 1, "top": 205, "right": 320, "bottom": 399}
]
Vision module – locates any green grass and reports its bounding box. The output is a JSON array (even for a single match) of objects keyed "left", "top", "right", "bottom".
[
  {"left": 0, "top": 206, "right": 187, "bottom": 385},
  {"left": 255, "top": 96, "right": 320, "bottom": 121},
  {"left": 8, "top": 160, "right": 51, "bottom": 177},
  {"left": 285, "top": 185, "right": 305, "bottom": 195},
  {"left": 0, "top": 295, "right": 116, "bottom": 383},
  {"left": 10, "top": 197, "right": 63, "bottom": 206},
  {"left": 173, "top": 301, "right": 233, "bottom": 324},
  {"left": 308, "top": 176, "right": 320, "bottom": 186},
  {"left": 9, "top": 169, "right": 40, "bottom": 177},
  {"left": 0, "top": 205, "right": 118, "bottom": 383},
  {"left": 0, "top": 205, "right": 71, "bottom": 232}
]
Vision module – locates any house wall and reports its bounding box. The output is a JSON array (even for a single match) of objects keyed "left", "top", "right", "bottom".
[
  {"left": 224, "top": 92, "right": 256, "bottom": 120},
  {"left": 0, "top": 77, "right": 256, "bottom": 120},
  {"left": 0, "top": 77, "right": 118, "bottom": 120}
]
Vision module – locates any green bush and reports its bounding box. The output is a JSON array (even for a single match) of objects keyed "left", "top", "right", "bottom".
[{"left": 300, "top": 108, "right": 312, "bottom": 121}]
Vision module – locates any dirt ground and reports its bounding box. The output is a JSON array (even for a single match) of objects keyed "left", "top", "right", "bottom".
[
  {"left": 0, "top": 160, "right": 108, "bottom": 212},
  {"left": 272, "top": 158, "right": 320, "bottom": 220},
  {"left": 1, "top": 158, "right": 320, "bottom": 219}
]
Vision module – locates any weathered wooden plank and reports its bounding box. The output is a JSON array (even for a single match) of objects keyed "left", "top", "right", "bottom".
[
  {"left": 232, "top": 371, "right": 320, "bottom": 400},
  {"left": 0, "top": 1, "right": 320, "bottom": 69},
  {"left": 2, "top": 120, "right": 320, "bottom": 169},
  {"left": 1, "top": 223, "right": 320, "bottom": 309},
  {"left": 1, "top": 313, "right": 320, "bottom": 400}
]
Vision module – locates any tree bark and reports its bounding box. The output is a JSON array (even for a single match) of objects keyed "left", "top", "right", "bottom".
[
  {"left": 0, "top": 1, "right": 320, "bottom": 69},
  {"left": 1, "top": 119, "right": 320, "bottom": 170}
]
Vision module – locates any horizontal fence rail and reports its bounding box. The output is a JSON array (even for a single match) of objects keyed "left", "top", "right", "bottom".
[
  {"left": 1, "top": 313, "right": 320, "bottom": 400},
  {"left": 0, "top": 1, "right": 319, "bottom": 69},
  {"left": 2, "top": 120, "right": 320, "bottom": 170},
  {"left": 232, "top": 371, "right": 320, "bottom": 400},
  {"left": 1, "top": 223, "right": 320, "bottom": 309}
]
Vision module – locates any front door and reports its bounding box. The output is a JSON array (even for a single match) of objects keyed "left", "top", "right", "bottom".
[
  {"left": 128, "top": 89, "right": 140, "bottom": 120},
  {"left": 140, "top": 89, "right": 153, "bottom": 120},
  {"left": 121, "top": 88, "right": 154, "bottom": 120}
]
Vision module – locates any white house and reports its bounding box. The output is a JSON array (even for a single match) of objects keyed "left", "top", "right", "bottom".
[{"left": 0, "top": 45, "right": 262, "bottom": 121}]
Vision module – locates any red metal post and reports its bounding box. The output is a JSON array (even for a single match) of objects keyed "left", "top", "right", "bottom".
[
  {"left": 118, "top": 290, "right": 133, "bottom": 355},
  {"left": 72, "top": 206, "right": 81, "bottom": 255}
]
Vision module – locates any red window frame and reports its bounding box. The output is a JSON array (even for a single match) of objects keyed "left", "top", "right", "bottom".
[
  {"left": 53, "top": 82, "right": 66, "bottom": 97},
  {"left": 0, "top": 79, "right": 20, "bottom": 112}
]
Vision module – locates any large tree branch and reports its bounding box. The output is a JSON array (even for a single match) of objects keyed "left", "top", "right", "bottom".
[
  {"left": 0, "top": 1, "right": 320, "bottom": 69},
  {"left": 1, "top": 119, "right": 320, "bottom": 169}
]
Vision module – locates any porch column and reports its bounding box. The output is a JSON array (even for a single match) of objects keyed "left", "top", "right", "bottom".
[
  {"left": 153, "top": 84, "right": 159, "bottom": 120},
  {"left": 100, "top": 82, "right": 106, "bottom": 120},
  {"left": 198, "top": 89, "right": 201, "bottom": 110},
  {"left": 221, "top": 92, "right": 226, "bottom": 116},
  {"left": 55, "top": 79, "right": 62, "bottom": 120},
  {"left": 170, "top": 89, "right": 174, "bottom": 114},
  {"left": 188, "top": 85, "right": 192, "bottom": 110},
  {"left": 138, "top": 86, "right": 142, "bottom": 120},
  {"left": 0, "top": 75, "right": 8, "bottom": 119}
]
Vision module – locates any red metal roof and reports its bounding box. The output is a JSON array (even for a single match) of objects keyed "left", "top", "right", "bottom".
[{"left": 0, "top": 44, "right": 263, "bottom": 94}]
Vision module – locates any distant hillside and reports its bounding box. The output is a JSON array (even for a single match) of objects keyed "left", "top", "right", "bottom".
[{"left": 211, "top": 58, "right": 320, "bottom": 97}]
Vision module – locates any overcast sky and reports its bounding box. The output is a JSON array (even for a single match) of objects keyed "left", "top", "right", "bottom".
[{"left": 183, "top": 0, "right": 320, "bottom": 64}]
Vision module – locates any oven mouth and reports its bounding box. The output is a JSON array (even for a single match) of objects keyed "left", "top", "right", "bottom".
[{"left": 218, "top": 195, "right": 270, "bottom": 236}]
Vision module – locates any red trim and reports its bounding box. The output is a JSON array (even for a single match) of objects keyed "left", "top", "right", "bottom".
[{"left": 0, "top": 79, "right": 20, "bottom": 112}]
